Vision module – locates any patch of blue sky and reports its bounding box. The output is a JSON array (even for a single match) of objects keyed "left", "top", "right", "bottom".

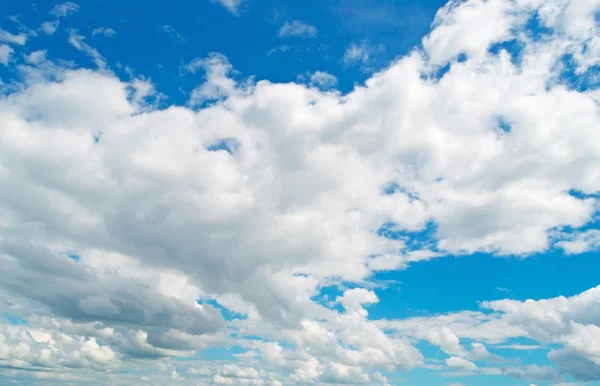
[
  {"left": 197, "top": 298, "right": 244, "bottom": 321},
  {"left": 377, "top": 220, "right": 438, "bottom": 251},
  {"left": 311, "top": 284, "right": 345, "bottom": 312},
  {"left": 3, "top": 313, "right": 30, "bottom": 326},
  {"left": 552, "top": 53, "right": 600, "bottom": 92},
  {"left": 369, "top": 247, "right": 600, "bottom": 321},
  {"left": 206, "top": 138, "right": 241, "bottom": 155}
]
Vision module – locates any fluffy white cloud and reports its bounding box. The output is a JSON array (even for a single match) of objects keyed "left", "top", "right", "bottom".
[
  {"left": 0, "top": 0, "right": 600, "bottom": 384},
  {"left": 556, "top": 229, "right": 600, "bottom": 254},
  {"left": 446, "top": 356, "right": 477, "bottom": 372},
  {"left": 40, "top": 20, "right": 59, "bottom": 35}
]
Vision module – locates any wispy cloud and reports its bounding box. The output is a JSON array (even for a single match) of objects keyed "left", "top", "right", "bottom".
[
  {"left": 68, "top": 29, "right": 107, "bottom": 69},
  {"left": 92, "top": 27, "right": 117, "bottom": 38},
  {"left": 278, "top": 21, "right": 317, "bottom": 38},
  {"left": 50, "top": 1, "right": 80, "bottom": 18},
  {"left": 162, "top": 25, "right": 185, "bottom": 44},
  {"left": 343, "top": 40, "right": 383, "bottom": 66},
  {"left": 266, "top": 45, "right": 291, "bottom": 57},
  {"left": 210, "top": 0, "right": 246, "bottom": 16}
]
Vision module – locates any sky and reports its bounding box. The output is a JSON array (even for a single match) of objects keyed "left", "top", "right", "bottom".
[{"left": 0, "top": 0, "right": 600, "bottom": 385}]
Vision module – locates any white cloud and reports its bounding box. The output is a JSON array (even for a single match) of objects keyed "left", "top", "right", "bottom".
[
  {"left": 556, "top": 229, "right": 600, "bottom": 254},
  {"left": 67, "top": 29, "right": 107, "bottom": 69},
  {"left": 40, "top": 20, "right": 60, "bottom": 35},
  {"left": 0, "top": 29, "right": 27, "bottom": 46},
  {"left": 1, "top": 0, "right": 600, "bottom": 384},
  {"left": 0, "top": 44, "right": 13, "bottom": 65},
  {"left": 92, "top": 27, "right": 117, "bottom": 38},
  {"left": 446, "top": 356, "right": 477, "bottom": 371},
  {"left": 266, "top": 45, "right": 291, "bottom": 57},
  {"left": 343, "top": 40, "right": 383, "bottom": 66},
  {"left": 50, "top": 1, "right": 80, "bottom": 18},
  {"left": 309, "top": 71, "right": 338, "bottom": 89},
  {"left": 278, "top": 21, "right": 318, "bottom": 38},
  {"left": 211, "top": 0, "right": 246, "bottom": 16}
]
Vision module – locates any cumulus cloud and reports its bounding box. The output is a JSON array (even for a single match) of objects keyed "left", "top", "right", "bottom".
[
  {"left": 278, "top": 21, "right": 318, "bottom": 38},
  {"left": 0, "top": 0, "right": 600, "bottom": 384},
  {"left": 556, "top": 229, "right": 600, "bottom": 254}
]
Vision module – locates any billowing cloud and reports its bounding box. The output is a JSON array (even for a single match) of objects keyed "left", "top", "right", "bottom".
[{"left": 0, "top": 0, "right": 600, "bottom": 384}]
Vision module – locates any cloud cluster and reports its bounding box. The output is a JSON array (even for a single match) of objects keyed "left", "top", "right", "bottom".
[{"left": 1, "top": 0, "right": 600, "bottom": 384}]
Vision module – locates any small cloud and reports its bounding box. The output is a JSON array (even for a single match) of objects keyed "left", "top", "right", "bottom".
[
  {"left": 92, "top": 27, "right": 117, "bottom": 37},
  {"left": 0, "top": 44, "right": 14, "bottom": 66},
  {"left": 162, "top": 25, "right": 185, "bottom": 44},
  {"left": 0, "top": 29, "right": 28, "bottom": 45},
  {"left": 309, "top": 71, "right": 337, "bottom": 89},
  {"left": 266, "top": 44, "right": 290, "bottom": 57},
  {"left": 446, "top": 356, "right": 477, "bottom": 372},
  {"left": 68, "top": 29, "right": 107, "bottom": 69},
  {"left": 555, "top": 229, "right": 600, "bottom": 255},
  {"left": 210, "top": 0, "right": 245, "bottom": 16},
  {"left": 278, "top": 21, "right": 317, "bottom": 38},
  {"left": 343, "top": 40, "right": 373, "bottom": 66},
  {"left": 50, "top": 2, "right": 80, "bottom": 18},
  {"left": 40, "top": 20, "right": 59, "bottom": 35}
]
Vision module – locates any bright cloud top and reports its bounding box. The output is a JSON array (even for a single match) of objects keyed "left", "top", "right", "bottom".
[{"left": 0, "top": 0, "right": 600, "bottom": 385}]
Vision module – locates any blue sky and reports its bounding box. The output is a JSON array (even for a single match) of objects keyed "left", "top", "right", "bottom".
[{"left": 1, "top": 0, "right": 600, "bottom": 385}]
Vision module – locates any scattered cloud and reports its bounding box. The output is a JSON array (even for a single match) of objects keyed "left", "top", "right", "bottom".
[
  {"left": 278, "top": 21, "right": 318, "bottom": 38},
  {"left": 67, "top": 29, "right": 107, "bottom": 69},
  {"left": 0, "top": 0, "right": 600, "bottom": 384},
  {"left": 342, "top": 40, "right": 383, "bottom": 66},
  {"left": 92, "top": 27, "right": 117, "bottom": 38},
  {"left": 162, "top": 25, "right": 185, "bottom": 44},
  {"left": 266, "top": 44, "right": 291, "bottom": 57},
  {"left": 40, "top": 20, "right": 60, "bottom": 35},
  {"left": 309, "top": 70, "right": 338, "bottom": 89},
  {"left": 210, "top": 0, "right": 245, "bottom": 16},
  {"left": 0, "top": 44, "right": 13, "bottom": 65},
  {"left": 556, "top": 229, "right": 600, "bottom": 254},
  {"left": 50, "top": 1, "right": 80, "bottom": 18},
  {"left": 0, "top": 28, "right": 27, "bottom": 45}
]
